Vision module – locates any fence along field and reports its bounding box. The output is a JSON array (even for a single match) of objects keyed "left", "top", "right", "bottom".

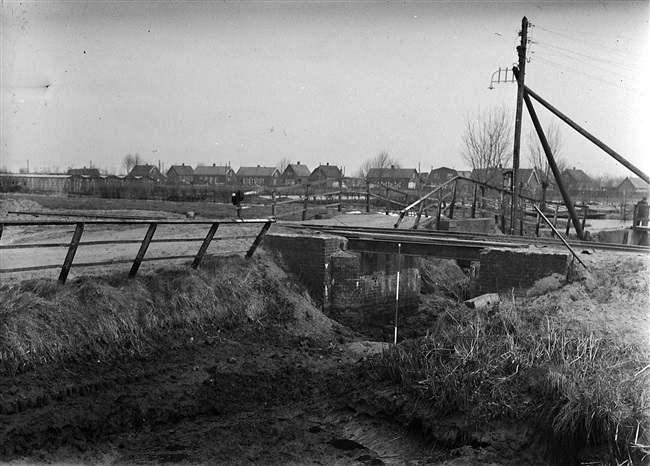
[{"left": 0, "top": 218, "right": 273, "bottom": 283}]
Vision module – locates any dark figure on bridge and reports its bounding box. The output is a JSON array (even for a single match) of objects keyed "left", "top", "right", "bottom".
[
  {"left": 232, "top": 190, "right": 245, "bottom": 219},
  {"left": 635, "top": 196, "right": 649, "bottom": 226}
]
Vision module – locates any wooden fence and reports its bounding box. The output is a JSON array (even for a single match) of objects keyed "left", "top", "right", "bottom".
[{"left": 0, "top": 218, "right": 274, "bottom": 284}]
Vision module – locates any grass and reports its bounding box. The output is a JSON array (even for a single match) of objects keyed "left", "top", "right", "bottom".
[
  {"left": 373, "top": 301, "right": 650, "bottom": 465},
  {"left": 0, "top": 255, "right": 295, "bottom": 375}
]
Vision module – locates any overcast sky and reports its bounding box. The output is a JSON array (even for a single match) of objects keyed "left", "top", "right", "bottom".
[{"left": 2, "top": 1, "right": 648, "bottom": 178}]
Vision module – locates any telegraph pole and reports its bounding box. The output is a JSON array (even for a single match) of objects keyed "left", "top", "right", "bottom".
[{"left": 510, "top": 16, "right": 528, "bottom": 235}]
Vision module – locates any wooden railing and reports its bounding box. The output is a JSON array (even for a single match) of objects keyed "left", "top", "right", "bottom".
[{"left": 0, "top": 218, "right": 274, "bottom": 284}]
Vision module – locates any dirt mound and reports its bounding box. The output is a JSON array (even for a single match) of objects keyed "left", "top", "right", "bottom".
[{"left": 0, "top": 198, "right": 46, "bottom": 217}]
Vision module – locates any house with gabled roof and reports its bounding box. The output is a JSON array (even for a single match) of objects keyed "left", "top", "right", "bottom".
[
  {"left": 366, "top": 166, "right": 419, "bottom": 190},
  {"left": 167, "top": 164, "right": 194, "bottom": 184},
  {"left": 127, "top": 164, "right": 166, "bottom": 183},
  {"left": 561, "top": 168, "right": 596, "bottom": 194},
  {"left": 518, "top": 168, "right": 542, "bottom": 198},
  {"left": 193, "top": 164, "right": 236, "bottom": 185},
  {"left": 309, "top": 163, "right": 343, "bottom": 187},
  {"left": 281, "top": 162, "right": 311, "bottom": 185},
  {"left": 236, "top": 166, "right": 280, "bottom": 186},
  {"left": 617, "top": 177, "right": 649, "bottom": 197},
  {"left": 470, "top": 167, "right": 506, "bottom": 188},
  {"left": 427, "top": 167, "right": 458, "bottom": 187}
]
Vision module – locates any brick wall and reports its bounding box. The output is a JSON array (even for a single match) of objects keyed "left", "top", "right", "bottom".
[
  {"left": 472, "top": 248, "right": 568, "bottom": 295},
  {"left": 261, "top": 232, "right": 346, "bottom": 307}
]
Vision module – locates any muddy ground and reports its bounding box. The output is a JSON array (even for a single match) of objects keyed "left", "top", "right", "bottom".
[{"left": 1, "top": 197, "right": 648, "bottom": 465}]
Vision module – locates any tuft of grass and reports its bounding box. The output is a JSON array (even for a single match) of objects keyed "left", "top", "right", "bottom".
[
  {"left": 373, "top": 302, "right": 650, "bottom": 464},
  {"left": 0, "top": 256, "right": 295, "bottom": 375}
]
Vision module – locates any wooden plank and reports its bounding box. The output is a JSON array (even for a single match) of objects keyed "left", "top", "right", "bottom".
[
  {"left": 58, "top": 222, "right": 85, "bottom": 284},
  {"left": 192, "top": 223, "right": 220, "bottom": 269},
  {"left": 129, "top": 222, "right": 157, "bottom": 278},
  {"left": 246, "top": 221, "right": 273, "bottom": 258}
]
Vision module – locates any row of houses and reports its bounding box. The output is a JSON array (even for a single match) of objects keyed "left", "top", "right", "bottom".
[{"left": 3, "top": 163, "right": 648, "bottom": 200}]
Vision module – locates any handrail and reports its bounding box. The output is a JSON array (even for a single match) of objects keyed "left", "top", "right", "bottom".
[{"left": 534, "top": 206, "right": 586, "bottom": 268}]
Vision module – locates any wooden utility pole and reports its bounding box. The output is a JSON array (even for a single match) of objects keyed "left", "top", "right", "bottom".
[{"left": 511, "top": 16, "right": 528, "bottom": 234}]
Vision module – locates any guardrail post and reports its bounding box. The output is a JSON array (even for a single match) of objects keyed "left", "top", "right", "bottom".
[
  {"left": 192, "top": 222, "right": 220, "bottom": 269},
  {"left": 449, "top": 179, "right": 458, "bottom": 219},
  {"left": 385, "top": 186, "right": 391, "bottom": 215},
  {"left": 271, "top": 190, "right": 276, "bottom": 216},
  {"left": 129, "top": 222, "right": 157, "bottom": 278},
  {"left": 338, "top": 179, "right": 342, "bottom": 212},
  {"left": 246, "top": 221, "right": 273, "bottom": 258},
  {"left": 302, "top": 184, "right": 310, "bottom": 221},
  {"left": 471, "top": 184, "right": 478, "bottom": 218},
  {"left": 366, "top": 184, "right": 371, "bottom": 213},
  {"left": 59, "top": 222, "right": 85, "bottom": 284},
  {"left": 436, "top": 190, "right": 442, "bottom": 230}
]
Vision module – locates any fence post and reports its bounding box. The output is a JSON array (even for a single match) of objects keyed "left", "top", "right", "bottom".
[
  {"left": 192, "top": 223, "right": 220, "bottom": 269},
  {"left": 366, "top": 183, "right": 371, "bottom": 213},
  {"left": 436, "top": 190, "right": 442, "bottom": 230},
  {"left": 386, "top": 186, "right": 391, "bottom": 215},
  {"left": 271, "top": 190, "right": 276, "bottom": 217},
  {"left": 338, "top": 178, "right": 342, "bottom": 212},
  {"left": 449, "top": 179, "right": 457, "bottom": 219},
  {"left": 519, "top": 199, "right": 525, "bottom": 236},
  {"left": 565, "top": 217, "right": 571, "bottom": 237},
  {"left": 246, "top": 221, "right": 273, "bottom": 258},
  {"left": 471, "top": 184, "right": 478, "bottom": 218},
  {"left": 129, "top": 222, "right": 157, "bottom": 278},
  {"left": 302, "top": 184, "right": 310, "bottom": 221},
  {"left": 414, "top": 199, "right": 425, "bottom": 229},
  {"left": 59, "top": 222, "right": 85, "bottom": 284}
]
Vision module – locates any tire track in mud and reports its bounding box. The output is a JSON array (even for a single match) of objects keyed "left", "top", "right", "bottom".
[{"left": 0, "top": 328, "right": 407, "bottom": 464}]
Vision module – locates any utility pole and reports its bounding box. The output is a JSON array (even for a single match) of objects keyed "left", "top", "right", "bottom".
[{"left": 510, "top": 16, "right": 528, "bottom": 235}]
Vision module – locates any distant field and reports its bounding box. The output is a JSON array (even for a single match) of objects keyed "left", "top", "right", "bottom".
[{"left": 0, "top": 193, "right": 347, "bottom": 221}]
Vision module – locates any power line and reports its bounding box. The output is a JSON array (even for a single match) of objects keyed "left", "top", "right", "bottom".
[
  {"left": 531, "top": 56, "right": 643, "bottom": 95},
  {"left": 534, "top": 25, "right": 644, "bottom": 64},
  {"left": 532, "top": 46, "right": 644, "bottom": 87},
  {"left": 533, "top": 40, "right": 643, "bottom": 73}
]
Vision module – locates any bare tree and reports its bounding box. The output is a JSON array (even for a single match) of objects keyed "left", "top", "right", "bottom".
[
  {"left": 461, "top": 106, "right": 513, "bottom": 185},
  {"left": 355, "top": 151, "right": 400, "bottom": 179},
  {"left": 121, "top": 153, "right": 144, "bottom": 175},
  {"left": 277, "top": 157, "right": 292, "bottom": 174},
  {"left": 527, "top": 121, "right": 564, "bottom": 206}
]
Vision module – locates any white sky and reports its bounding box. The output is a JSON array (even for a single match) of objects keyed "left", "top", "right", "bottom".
[{"left": 1, "top": 1, "right": 648, "bottom": 178}]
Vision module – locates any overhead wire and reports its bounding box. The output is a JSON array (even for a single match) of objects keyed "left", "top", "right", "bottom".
[{"left": 527, "top": 23, "right": 647, "bottom": 96}]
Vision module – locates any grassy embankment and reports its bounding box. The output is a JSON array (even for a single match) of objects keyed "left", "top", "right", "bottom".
[
  {"left": 0, "top": 256, "right": 294, "bottom": 376},
  {"left": 375, "top": 260, "right": 650, "bottom": 464}
]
